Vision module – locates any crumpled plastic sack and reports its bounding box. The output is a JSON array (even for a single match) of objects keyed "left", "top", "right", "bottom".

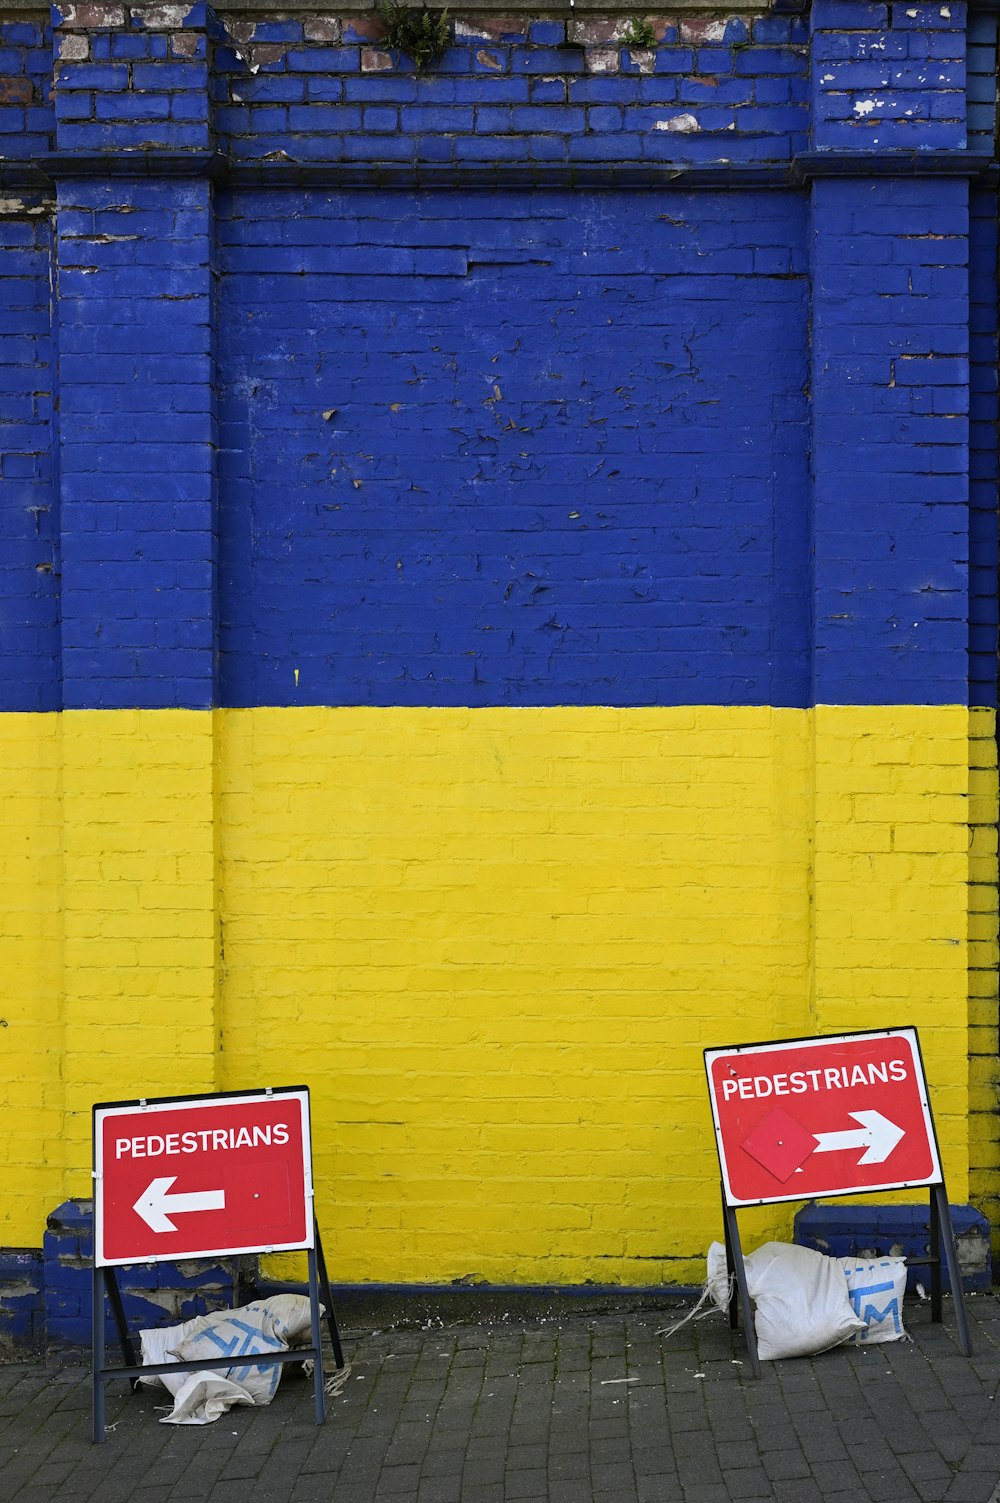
[
  {"left": 706, "top": 1241, "right": 864, "bottom": 1360},
  {"left": 838, "top": 1256, "right": 907, "bottom": 1345},
  {"left": 139, "top": 1294, "right": 319, "bottom": 1425}
]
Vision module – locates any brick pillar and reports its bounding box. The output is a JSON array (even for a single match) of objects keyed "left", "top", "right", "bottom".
[
  {"left": 805, "top": 1, "right": 974, "bottom": 1197},
  {"left": 52, "top": 3, "right": 219, "bottom": 1180}
]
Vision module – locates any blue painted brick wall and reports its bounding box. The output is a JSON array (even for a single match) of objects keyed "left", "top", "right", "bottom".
[
  {"left": 969, "top": 181, "right": 998, "bottom": 707},
  {"left": 57, "top": 176, "right": 217, "bottom": 709},
  {"left": 811, "top": 0, "right": 967, "bottom": 153},
  {"left": 966, "top": 7, "right": 998, "bottom": 151},
  {"left": 213, "top": 9, "right": 811, "bottom": 168},
  {"left": 0, "top": 16, "right": 54, "bottom": 161},
  {"left": 810, "top": 176, "right": 971, "bottom": 706},
  {"left": 0, "top": 4, "right": 992, "bottom": 722},
  {"left": 0, "top": 1248, "right": 44, "bottom": 1353},
  {"left": 45, "top": 1200, "right": 241, "bottom": 1350},
  {"left": 53, "top": 2, "right": 210, "bottom": 155},
  {"left": 0, "top": 202, "right": 59, "bottom": 713},
  {"left": 217, "top": 186, "right": 811, "bottom": 708},
  {"left": 795, "top": 1201, "right": 991, "bottom": 1294}
]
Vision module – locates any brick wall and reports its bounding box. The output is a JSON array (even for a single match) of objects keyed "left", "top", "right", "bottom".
[{"left": 0, "top": 4, "right": 996, "bottom": 1312}]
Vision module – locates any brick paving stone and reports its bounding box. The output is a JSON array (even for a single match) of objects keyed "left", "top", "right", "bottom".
[
  {"left": 0, "top": 1302, "right": 998, "bottom": 1503},
  {"left": 636, "top": 1478, "right": 683, "bottom": 1503},
  {"left": 416, "top": 1479, "right": 463, "bottom": 1503},
  {"left": 762, "top": 1446, "right": 814, "bottom": 1481},
  {"left": 942, "top": 1479, "right": 999, "bottom": 1503},
  {"left": 720, "top": 1466, "right": 774, "bottom": 1498},
  {"left": 770, "top": 1482, "right": 826, "bottom": 1503}
]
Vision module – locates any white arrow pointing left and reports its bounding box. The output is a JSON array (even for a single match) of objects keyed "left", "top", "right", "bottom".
[
  {"left": 133, "top": 1176, "right": 226, "bottom": 1234},
  {"left": 813, "top": 1110, "right": 905, "bottom": 1166}
]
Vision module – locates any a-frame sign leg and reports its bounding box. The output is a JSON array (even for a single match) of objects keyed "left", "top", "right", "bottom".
[
  {"left": 92, "top": 1263, "right": 106, "bottom": 1444},
  {"left": 315, "top": 1219, "right": 345, "bottom": 1369},
  {"left": 104, "top": 1268, "right": 137, "bottom": 1368},
  {"left": 931, "top": 1183, "right": 973, "bottom": 1356},
  {"left": 721, "top": 1184, "right": 760, "bottom": 1378},
  {"left": 929, "top": 1182, "right": 943, "bottom": 1324},
  {"left": 721, "top": 1183, "right": 739, "bottom": 1333},
  {"left": 307, "top": 1244, "right": 327, "bottom": 1425},
  {"left": 92, "top": 1267, "right": 139, "bottom": 1443}
]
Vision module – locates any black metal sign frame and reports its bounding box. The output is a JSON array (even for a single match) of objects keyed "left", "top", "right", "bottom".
[
  {"left": 705, "top": 1029, "right": 973, "bottom": 1376},
  {"left": 91, "top": 1084, "right": 344, "bottom": 1442},
  {"left": 92, "top": 1215, "right": 344, "bottom": 1442}
]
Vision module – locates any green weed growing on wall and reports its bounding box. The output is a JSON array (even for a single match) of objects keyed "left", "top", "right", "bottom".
[
  {"left": 377, "top": 2, "right": 451, "bottom": 69},
  {"left": 620, "top": 17, "right": 657, "bottom": 48}
]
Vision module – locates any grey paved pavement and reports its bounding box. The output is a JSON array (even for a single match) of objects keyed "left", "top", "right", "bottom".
[{"left": 3, "top": 1293, "right": 1000, "bottom": 1503}]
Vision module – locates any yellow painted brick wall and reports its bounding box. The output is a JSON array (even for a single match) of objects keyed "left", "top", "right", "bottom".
[
  {"left": 0, "top": 704, "right": 993, "bottom": 1278},
  {"left": 813, "top": 706, "right": 983, "bottom": 1205},
  {"left": 0, "top": 714, "right": 63, "bottom": 1240},
  {"left": 59, "top": 710, "right": 219, "bottom": 1190},
  {"left": 218, "top": 706, "right": 814, "bottom": 1283}
]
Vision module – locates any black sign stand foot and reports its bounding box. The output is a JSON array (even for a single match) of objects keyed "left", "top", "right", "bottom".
[
  {"left": 930, "top": 1183, "right": 973, "bottom": 1355},
  {"left": 92, "top": 1219, "right": 346, "bottom": 1443}
]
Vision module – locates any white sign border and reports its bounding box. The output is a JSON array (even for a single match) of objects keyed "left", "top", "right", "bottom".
[
  {"left": 704, "top": 1027, "right": 943, "bottom": 1208},
  {"left": 93, "top": 1086, "right": 315, "bottom": 1267}
]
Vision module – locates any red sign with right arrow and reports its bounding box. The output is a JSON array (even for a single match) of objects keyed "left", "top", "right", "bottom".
[{"left": 705, "top": 1028, "right": 941, "bottom": 1206}]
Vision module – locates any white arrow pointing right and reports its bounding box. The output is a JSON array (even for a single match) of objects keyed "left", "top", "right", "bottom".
[
  {"left": 133, "top": 1176, "right": 226, "bottom": 1234},
  {"left": 813, "top": 1110, "right": 905, "bottom": 1166}
]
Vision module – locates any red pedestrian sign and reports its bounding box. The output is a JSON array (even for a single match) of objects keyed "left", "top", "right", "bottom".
[
  {"left": 705, "top": 1028, "right": 941, "bottom": 1207},
  {"left": 93, "top": 1087, "right": 314, "bottom": 1266}
]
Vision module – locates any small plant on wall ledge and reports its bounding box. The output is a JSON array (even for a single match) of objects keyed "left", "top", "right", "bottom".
[
  {"left": 377, "top": 1, "right": 451, "bottom": 69},
  {"left": 621, "top": 17, "right": 657, "bottom": 48}
]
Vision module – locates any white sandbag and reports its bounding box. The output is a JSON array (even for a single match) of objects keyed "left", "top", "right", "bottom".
[
  {"left": 706, "top": 1242, "right": 732, "bottom": 1312},
  {"left": 838, "top": 1257, "right": 907, "bottom": 1345},
  {"left": 743, "top": 1242, "right": 865, "bottom": 1360},
  {"left": 161, "top": 1372, "right": 255, "bottom": 1426},
  {"left": 139, "top": 1294, "right": 319, "bottom": 1424}
]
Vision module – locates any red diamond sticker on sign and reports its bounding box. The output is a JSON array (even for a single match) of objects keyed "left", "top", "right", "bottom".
[
  {"left": 705, "top": 1029, "right": 941, "bottom": 1207},
  {"left": 93, "top": 1088, "right": 314, "bottom": 1266}
]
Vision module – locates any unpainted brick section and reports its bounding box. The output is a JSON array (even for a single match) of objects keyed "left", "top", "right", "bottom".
[
  {"left": 53, "top": 2, "right": 209, "bottom": 153},
  {"left": 215, "top": 13, "right": 811, "bottom": 166}
]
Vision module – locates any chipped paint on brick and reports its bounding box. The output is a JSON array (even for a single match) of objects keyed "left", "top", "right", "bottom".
[{"left": 655, "top": 113, "right": 700, "bottom": 132}]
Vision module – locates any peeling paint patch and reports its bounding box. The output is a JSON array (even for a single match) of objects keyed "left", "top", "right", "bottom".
[
  {"left": 222, "top": 15, "right": 257, "bottom": 71},
  {"left": 132, "top": 4, "right": 193, "bottom": 29},
  {"left": 854, "top": 99, "right": 880, "bottom": 116},
  {"left": 361, "top": 47, "right": 393, "bottom": 73},
  {"left": 654, "top": 114, "right": 701, "bottom": 133},
  {"left": 57, "top": 34, "right": 89, "bottom": 61},
  {"left": 0, "top": 198, "right": 52, "bottom": 217},
  {"left": 680, "top": 17, "right": 734, "bottom": 44},
  {"left": 586, "top": 48, "right": 619, "bottom": 75}
]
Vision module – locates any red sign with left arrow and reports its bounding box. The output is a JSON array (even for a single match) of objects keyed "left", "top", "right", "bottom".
[
  {"left": 705, "top": 1029, "right": 941, "bottom": 1207},
  {"left": 93, "top": 1088, "right": 313, "bottom": 1266}
]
